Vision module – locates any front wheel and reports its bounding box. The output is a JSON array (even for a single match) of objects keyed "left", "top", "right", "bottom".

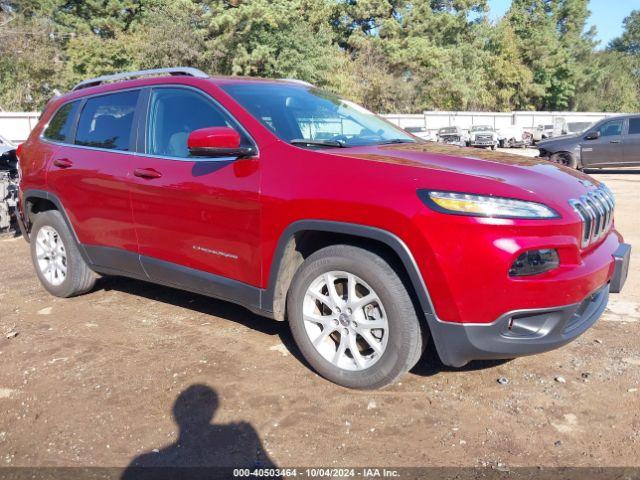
[
  {"left": 550, "top": 152, "right": 578, "bottom": 169},
  {"left": 287, "top": 245, "right": 425, "bottom": 389}
]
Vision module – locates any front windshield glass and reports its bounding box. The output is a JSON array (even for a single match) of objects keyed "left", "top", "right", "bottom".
[
  {"left": 439, "top": 127, "right": 458, "bottom": 134},
  {"left": 471, "top": 125, "right": 494, "bottom": 132},
  {"left": 221, "top": 83, "right": 415, "bottom": 147},
  {"left": 569, "top": 122, "right": 593, "bottom": 133}
]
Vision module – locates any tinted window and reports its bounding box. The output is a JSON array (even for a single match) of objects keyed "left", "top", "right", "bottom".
[
  {"left": 44, "top": 101, "right": 80, "bottom": 142},
  {"left": 597, "top": 119, "right": 623, "bottom": 137},
  {"left": 146, "top": 87, "right": 248, "bottom": 158},
  {"left": 628, "top": 118, "right": 640, "bottom": 135},
  {"left": 75, "top": 90, "right": 139, "bottom": 151}
]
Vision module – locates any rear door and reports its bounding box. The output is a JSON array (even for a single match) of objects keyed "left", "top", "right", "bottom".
[
  {"left": 580, "top": 118, "right": 625, "bottom": 167},
  {"left": 45, "top": 89, "right": 143, "bottom": 273},
  {"left": 129, "top": 86, "right": 262, "bottom": 290},
  {"left": 624, "top": 117, "right": 640, "bottom": 165}
]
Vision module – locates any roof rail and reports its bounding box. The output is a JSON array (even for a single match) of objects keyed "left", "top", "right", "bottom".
[
  {"left": 72, "top": 67, "right": 209, "bottom": 91},
  {"left": 279, "top": 78, "right": 315, "bottom": 88}
]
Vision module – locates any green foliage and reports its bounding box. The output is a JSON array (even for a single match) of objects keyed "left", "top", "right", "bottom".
[
  {"left": 609, "top": 10, "right": 640, "bottom": 54},
  {"left": 0, "top": 0, "right": 638, "bottom": 113}
]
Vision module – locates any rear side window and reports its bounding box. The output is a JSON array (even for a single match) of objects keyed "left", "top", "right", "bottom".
[
  {"left": 44, "top": 101, "right": 80, "bottom": 142},
  {"left": 628, "top": 118, "right": 640, "bottom": 135},
  {"left": 146, "top": 87, "right": 249, "bottom": 158},
  {"left": 75, "top": 90, "right": 139, "bottom": 151}
]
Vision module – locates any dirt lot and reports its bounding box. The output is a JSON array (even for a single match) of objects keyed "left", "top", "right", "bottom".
[{"left": 0, "top": 169, "right": 639, "bottom": 472}]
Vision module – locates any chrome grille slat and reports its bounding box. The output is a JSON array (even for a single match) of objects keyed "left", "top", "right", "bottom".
[{"left": 569, "top": 184, "right": 615, "bottom": 248}]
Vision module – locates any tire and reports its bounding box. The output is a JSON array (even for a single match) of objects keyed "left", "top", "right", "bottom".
[
  {"left": 287, "top": 245, "right": 425, "bottom": 389},
  {"left": 30, "top": 210, "right": 96, "bottom": 297},
  {"left": 550, "top": 152, "right": 578, "bottom": 169}
]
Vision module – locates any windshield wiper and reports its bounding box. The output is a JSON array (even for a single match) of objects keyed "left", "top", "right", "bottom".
[
  {"left": 378, "top": 139, "right": 416, "bottom": 145},
  {"left": 290, "top": 139, "right": 346, "bottom": 148}
]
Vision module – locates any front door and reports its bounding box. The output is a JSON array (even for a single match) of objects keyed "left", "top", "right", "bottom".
[
  {"left": 581, "top": 118, "right": 625, "bottom": 167},
  {"left": 624, "top": 117, "right": 640, "bottom": 165},
  {"left": 129, "top": 86, "right": 262, "bottom": 292}
]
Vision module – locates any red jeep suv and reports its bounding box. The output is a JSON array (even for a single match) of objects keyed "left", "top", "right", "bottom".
[{"left": 16, "top": 68, "right": 631, "bottom": 389}]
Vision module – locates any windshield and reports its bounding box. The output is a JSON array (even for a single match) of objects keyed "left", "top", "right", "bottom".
[
  {"left": 221, "top": 83, "right": 415, "bottom": 147},
  {"left": 471, "top": 125, "right": 494, "bottom": 132},
  {"left": 439, "top": 127, "right": 458, "bottom": 134},
  {"left": 568, "top": 122, "right": 593, "bottom": 133}
]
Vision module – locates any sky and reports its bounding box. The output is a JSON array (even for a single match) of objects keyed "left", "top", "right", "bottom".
[{"left": 487, "top": 0, "right": 640, "bottom": 48}]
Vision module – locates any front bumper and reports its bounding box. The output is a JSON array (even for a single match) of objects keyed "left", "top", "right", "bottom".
[
  {"left": 431, "top": 284, "right": 609, "bottom": 367},
  {"left": 429, "top": 242, "right": 630, "bottom": 367}
]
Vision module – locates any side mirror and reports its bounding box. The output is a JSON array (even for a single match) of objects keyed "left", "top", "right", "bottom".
[
  {"left": 584, "top": 131, "right": 600, "bottom": 141},
  {"left": 188, "top": 127, "right": 255, "bottom": 158}
]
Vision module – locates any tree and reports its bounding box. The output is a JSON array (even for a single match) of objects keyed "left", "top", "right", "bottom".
[
  {"left": 0, "top": 13, "right": 61, "bottom": 110},
  {"left": 609, "top": 10, "right": 640, "bottom": 54}
]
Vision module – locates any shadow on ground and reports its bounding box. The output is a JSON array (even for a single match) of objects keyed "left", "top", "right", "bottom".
[
  {"left": 121, "top": 384, "right": 279, "bottom": 480},
  {"left": 97, "top": 276, "right": 506, "bottom": 382}
]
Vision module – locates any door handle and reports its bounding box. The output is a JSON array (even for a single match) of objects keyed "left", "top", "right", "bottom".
[
  {"left": 133, "top": 168, "right": 163, "bottom": 179},
  {"left": 53, "top": 158, "right": 73, "bottom": 169}
]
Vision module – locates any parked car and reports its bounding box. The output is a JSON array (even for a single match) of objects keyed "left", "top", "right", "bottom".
[
  {"left": 403, "top": 126, "right": 435, "bottom": 141},
  {"left": 532, "top": 124, "right": 555, "bottom": 143},
  {"left": 537, "top": 114, "right": 640, "bottom": 169},
  {"left": 497, "top": 126, "right": 533, "bottom": 148},
  {"left": 468, "top": 125, "right": 498, "bottom": 150},
  {"left": 436, "top": 126, "right": 467, "bottom": 146},
  {"left": 16, "top": 68, "right": 631, "bottom": 389}
]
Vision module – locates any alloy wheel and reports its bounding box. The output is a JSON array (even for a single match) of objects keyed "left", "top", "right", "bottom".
[
  {"left": 302, "top": 271, "right": 389, "bottom": 371},
  {"left": 35, "top": 226, "right": 67, "bottom": 286}
]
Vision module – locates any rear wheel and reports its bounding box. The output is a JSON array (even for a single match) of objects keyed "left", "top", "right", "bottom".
[
  {"left": 550, "top": 152, "right": 578, "bottom": 169},
  {"left": 30, "top": 210, "right": 96, "bottom": 297},
  {"left": 287, "top": 245, "right": 425, "bottom": 389}
]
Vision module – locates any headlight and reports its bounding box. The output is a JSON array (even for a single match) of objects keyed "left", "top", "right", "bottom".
[{"left": 419, "top": 190, "right": 559, "bottom": 219}]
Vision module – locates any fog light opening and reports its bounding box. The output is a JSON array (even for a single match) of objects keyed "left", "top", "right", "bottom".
[{"left": 509, "top": 249, "right": 560, "bottom": 277}]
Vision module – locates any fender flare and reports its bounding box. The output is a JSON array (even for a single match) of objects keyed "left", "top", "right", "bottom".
[
  {"left": 21, "top": 188, "right": 93, "bottom": 265},
  {"left": 262, "top": 220, "right": 437, "bottom": 317}
]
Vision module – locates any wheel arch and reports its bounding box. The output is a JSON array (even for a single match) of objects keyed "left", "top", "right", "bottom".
[
  {"left": 22, "top": 189, "right": 92, "bottom": 264},
  {"left": 262, "top": 220, "right": 437, "bottom": 325}
]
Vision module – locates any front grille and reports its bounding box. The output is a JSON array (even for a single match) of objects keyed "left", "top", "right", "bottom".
[
  {"left": 569, "top": 184, "right": 615, "bottom": 248},
  {"left": 476, "top": 134, "right": 493, "bottom": 141}
]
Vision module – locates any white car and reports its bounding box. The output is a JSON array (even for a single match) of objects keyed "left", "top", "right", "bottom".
[
  {"left": 497, "top": 126, "right": 533, "bottom": 148},
  {"left": 468, "top": 125, "right": 498, "bottom": 150},
  {"left": 403, "top": 126, "right": 436, "bottom": 141}
]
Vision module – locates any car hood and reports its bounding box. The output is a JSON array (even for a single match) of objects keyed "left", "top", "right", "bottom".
[
  {"left": 537, "top": 134, "right": 580, "bottom": 149},
  {"left": 325, "top": 142, "right": 600, "bottom": 208}
]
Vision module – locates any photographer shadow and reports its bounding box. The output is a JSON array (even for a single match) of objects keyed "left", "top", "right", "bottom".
[{"left": 122, "top": 384, "right": 279, "bottom": 480}]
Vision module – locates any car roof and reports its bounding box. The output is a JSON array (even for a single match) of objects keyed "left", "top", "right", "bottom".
[{"left": 48, "top": 73, "right": 312, "bottom": 108}]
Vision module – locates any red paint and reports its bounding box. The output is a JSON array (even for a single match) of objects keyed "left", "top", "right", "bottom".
[
  {"left": 18, "top": 75, "right": 624, "bottom": 324},
  {"left": 187, "top": 127, "right": 241, "bottom": 150}
]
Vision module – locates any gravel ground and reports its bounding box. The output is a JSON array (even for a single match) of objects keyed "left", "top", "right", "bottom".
[{"left": 0, "top": 168, "right": 638, "bottom": 472}]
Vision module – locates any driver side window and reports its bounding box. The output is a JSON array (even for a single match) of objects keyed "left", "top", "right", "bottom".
[
  {"left": 146, "top": 87, "right": 249, "bottom": 158},
  {"left": 597, "top": 119, "right": 623, "bottom": 138}
]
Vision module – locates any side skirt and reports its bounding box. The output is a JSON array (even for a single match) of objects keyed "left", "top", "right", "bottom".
[{"left": 85, "top": 245, "right": 264, "bottom": 316}]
